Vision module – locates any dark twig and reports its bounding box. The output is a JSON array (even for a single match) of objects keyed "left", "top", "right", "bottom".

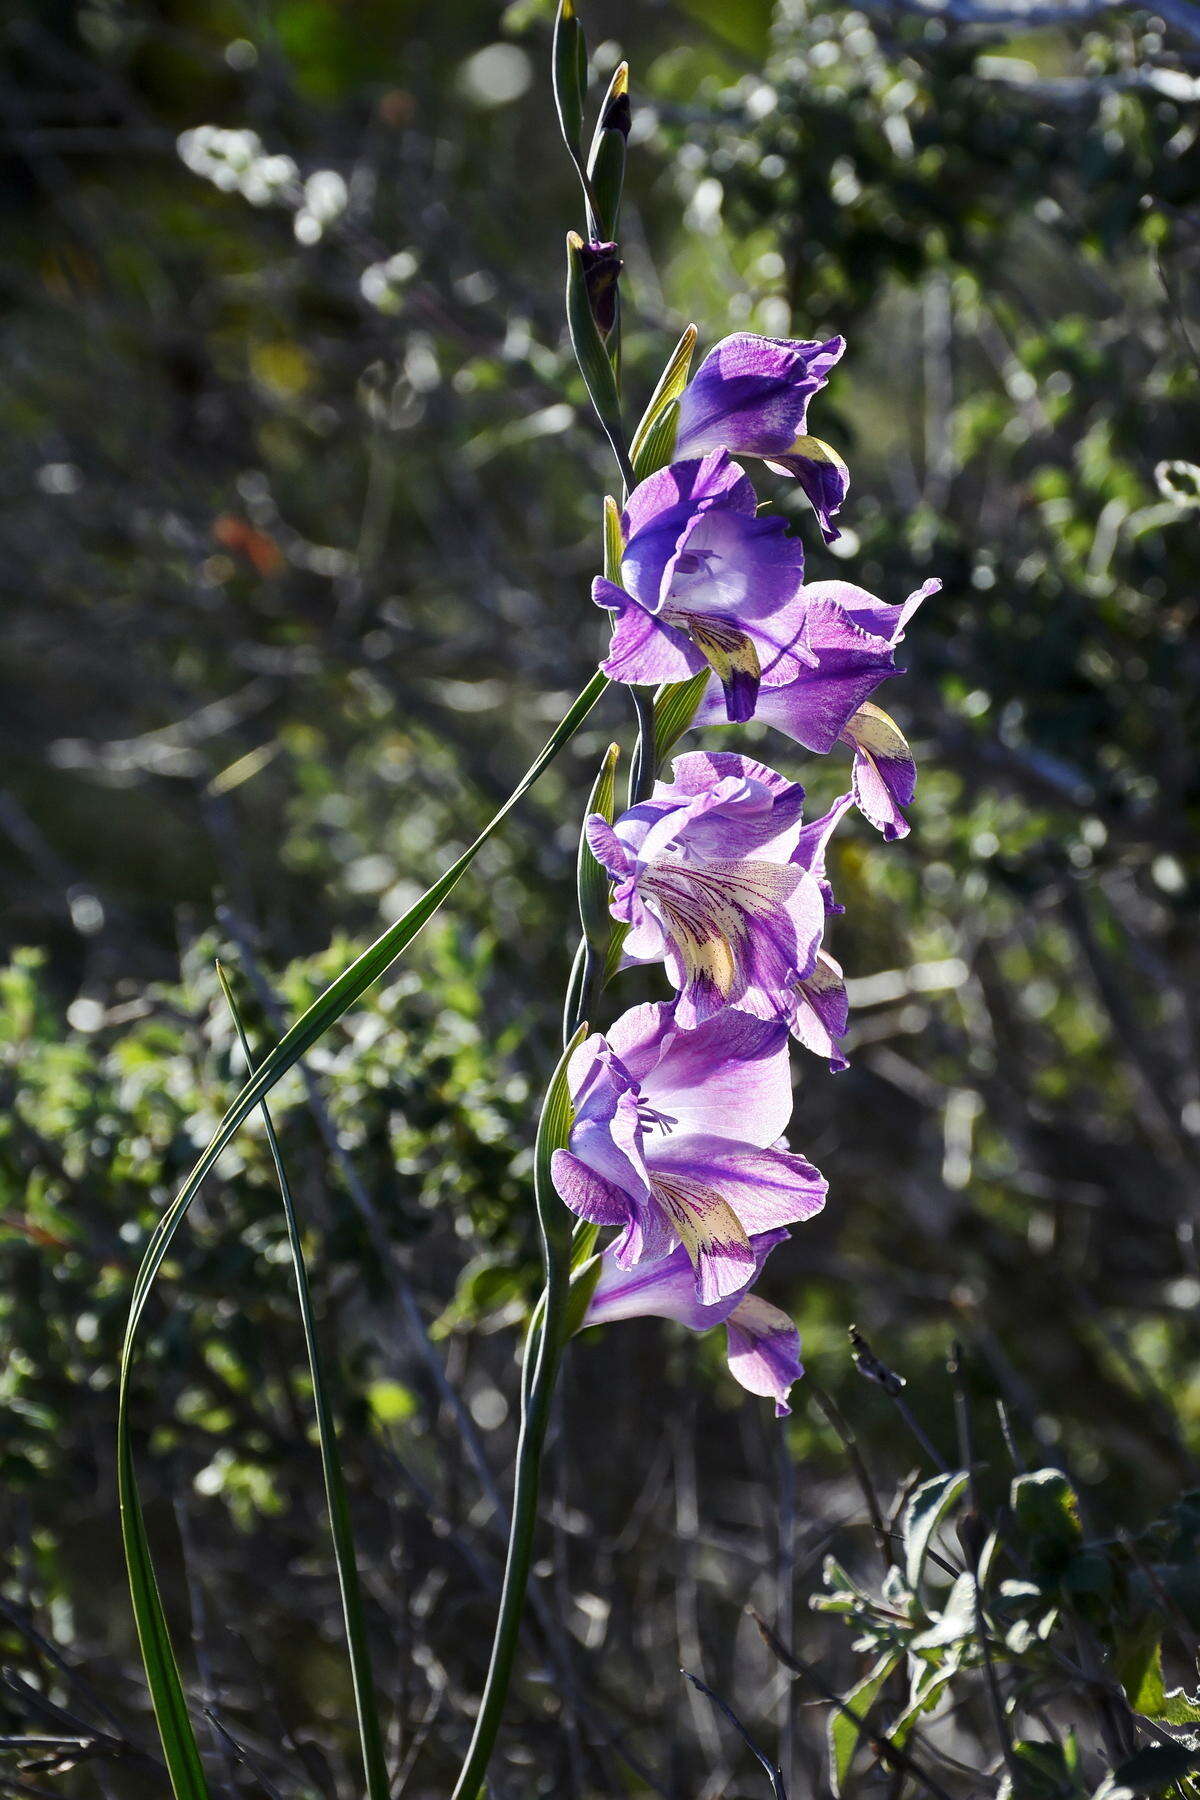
[
  {"left": 849, "top": 1326, "right": 948, "bottom": 1473},
  {"left": 808, "top": 1381, "right": 892, "bottom": 1570},
  {"left": 749, "top": 1612, "right": 957, "bottom": 1800},
  {"left": 949, "top": 1341, "right": 1020, "bottom": 1788},
  {"left": 680, "top": 1670, "right": 788, "bottom": 1800},
  {"left": 203, "top": 1709, "right": 286, "bottom": 1800}
]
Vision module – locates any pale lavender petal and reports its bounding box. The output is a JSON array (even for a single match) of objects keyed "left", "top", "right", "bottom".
[
  {"left": 563, "top": 1033, "right": 650, "bottom": 1197},
  {"left": 584, "top": 1227, "right": 790, "bottom": 1331},
  {"left": 724, "top": 1294, "right": 804, "bottom": 1416},
  {"left": 585, "top": 814, "right": 633, "bottom": 880},
  {"left": 675, "top": 333, "right": 845, "bottom": 460},
  {"left": 604, "top": 1002, "right": 793, "bottom": 1148},
  {"left": 651, "top": 1136, "right": 827, "bottom": 1238},
  {"left": 595, "top": 577, "right": 707, "bottom": 687},
  {"left": 551, "top": 1147, "right": 635, "bottom": 1227},
  {"left": 792, "top": 793, "right": 854, "bottom": 913}
]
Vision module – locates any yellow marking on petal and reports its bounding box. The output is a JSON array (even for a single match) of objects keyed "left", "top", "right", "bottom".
[
  {"left": 641, "top": 860, "right": 799, "bottom": 1000},
  {"left": 651, "top": 1172, "right": 751, "bottom": 1276},
  {"left": 799, "top": 948, "right": 843, "bottom": 998},
  {"left": 785, "top": 432, "right": 849, "bottom": 478},
  {"left": 664, "top": 607, "right": 761, "bottom": 692},
  {"left": 841, "top": 701, "right": 911, "bottom": 762}
]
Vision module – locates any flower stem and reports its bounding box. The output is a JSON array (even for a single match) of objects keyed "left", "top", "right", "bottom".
[{"left": 449, "top": 1031, "right": 582, "bottom": 1800}]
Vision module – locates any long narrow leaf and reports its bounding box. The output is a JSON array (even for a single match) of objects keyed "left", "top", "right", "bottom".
[
  {"left": 218, "top": 968, "right": 389, "bottom": 1800},
  {"left": 117, "top": 667, "right": 608, "bottom": 1787}
]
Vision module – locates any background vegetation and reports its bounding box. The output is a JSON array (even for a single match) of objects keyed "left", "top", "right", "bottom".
[{"left": 1, "top": 0, "right": 1198, "bottom": 1794}]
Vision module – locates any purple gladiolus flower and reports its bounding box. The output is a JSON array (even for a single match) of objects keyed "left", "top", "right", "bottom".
[
  {"left": 694, "top": 577, "right": 938, "bottom": 840},
  {"left": 551, "top": 1001, "right": 827, "bottom": 1305},
  {"left": 593, "top": 449, "right": 815, "bottom": 723},
  {"left": 674, "top": 332, "right": 849, "bottom": 542},
  {"left": 582, "top": 1227, "right": 803, "bottom": 1416},
  {"left": 586, "top": 750, "right": 827, "bottom": 1029}
]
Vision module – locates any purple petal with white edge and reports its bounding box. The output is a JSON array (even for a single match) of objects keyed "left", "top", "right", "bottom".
[
  {"left": 650, "top": 1136, "right": 827, "bottom": 1240},
  {"left": 675, "top": 334, "right": 846, "bottom": 460},
  {"left": 595, "top": 577, "right": 707, "bottom": 688},
  {"left": 790, "top": 949, "right": 850, "bottom": 1071},
  {"left": 605, "top": 1001, "right": 794, "bottom": 1148},
  {"left": 841, "top": 702, "right": 917, "bottom": 840},
  {"left": 621, "top": 450, "right": 754, "bottom": 609},
  {"left": 611, "top": 1196, "right": 682, "bottom": 1271},
  {"left": 724, "top": 1294, "right": 804, "bottom": 1416},
  {"left": 583, "top": 1227, "right": 790, "bottom": 1332}
]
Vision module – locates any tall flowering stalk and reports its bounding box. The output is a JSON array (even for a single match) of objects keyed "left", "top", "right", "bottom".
[
  {"left": 115, "top": 7, "right": 933, "bottom": 1795},
  {"left": 451, "top": 6, "right": 936, "bottom": 1794}
]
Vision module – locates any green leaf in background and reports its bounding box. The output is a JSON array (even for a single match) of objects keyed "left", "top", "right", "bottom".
[
  {"left": 1011, "top": 1469, "right": 1084, "bottom": 1574},
  {"left": 1111, "top": 1744, "right": 1200, "bottom": 1794},
  {"left": 902, "top": 1470, "right": 969, "bottom": 1596},
  {"left": 828, "top": 1652, "right": 900, "bottom": 1795},
  {"left": 117, "top": 667, "right": 607, "bottom": 1788}
]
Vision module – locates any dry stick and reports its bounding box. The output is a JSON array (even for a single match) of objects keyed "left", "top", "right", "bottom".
[
  {"left": 807, "top": 1382, "right": 892, "bottom": 1571},
  {"left": 681, "top": 1670, "right": 788, "bottom": 1800},
  {"left": 749, "top": 1612, "right": 957, "bottom": 1800},
  {"left": 849, "top": 1326, "right": 948, "bottom": 1474},
  {"left": 949, "top": 1341, "right": 1021, "bottom": 1791},
  {"left": 202, "top": 1711, "right": 285, "bottom": 1800}
]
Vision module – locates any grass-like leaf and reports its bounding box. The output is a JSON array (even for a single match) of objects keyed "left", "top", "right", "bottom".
[
  {"left": 117, "top": 667, "right": 607, "bottom": 1792},
  {"left": 217, "top": 965, "right": 390, "bottom": 1800}
]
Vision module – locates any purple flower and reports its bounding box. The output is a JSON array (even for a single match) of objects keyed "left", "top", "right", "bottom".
[
  {"left": 586, "top": 751, "right": 827, "bottom": 1028},
  {"left": 694, "top": 577, "right": 937, "bottom": 839},
  {"left": 593, "top": 449, "right": 815, "bottom": 723},
  {"left": 674, "top": 333, "right": 849, "bottom": 542},
  {"left": 551, "top": 1001, "right": 827, "bottom": 1305},
  {"left": 582, "top": 1228, "right": 803, "bottom": 1416}
]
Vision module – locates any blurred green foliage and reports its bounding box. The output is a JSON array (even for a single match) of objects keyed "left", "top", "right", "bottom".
[{"left": 1, "top": 0, "right": 1199, "bottom": 1793}]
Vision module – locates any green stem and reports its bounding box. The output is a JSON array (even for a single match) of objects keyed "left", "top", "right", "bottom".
[{"left": 450, "top": 1030, "right": 581, "bottom": 1800}]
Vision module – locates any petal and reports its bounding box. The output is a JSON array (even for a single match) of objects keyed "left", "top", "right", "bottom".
[
  {"left": 675, "top": 333, "right": 845, "bottom": 460},
  {"left": 595, "top": 577, "right": 707, "bottom": 687},
  {"left": 767, "top": 435, "right": 850, "bottom": 543},
  {"left": 551, "top": 1147, "right": 635, "bottom": 1227},
  {"left": 790, "top": 949, "right": 850, "bottom": 1071},
  {"left": 585, "top": 814, "right": 633, "bottom": 880},
  {"left": 653, "top": 1136, "right": 827, "bottom": 1238},
  {"left": 792, "top": 793, "right": 854, "bottom": 912},
  {"left": 663, "top": 507, "right": 806, "bottom": 625},
  {"left": 648, "top": 1168, "right": 756, "bottom": 1304},
  {"left": 634, "top": 1006, "right": 794, "bottom": 1147},
  {"left": 584, "top": 1227, "right": 790, "bottom": 1331},
  {"left": 621, "top": 451, "right": 755, "bottom": 607},
  {"left": 724, "top": 1294, "right": 804, "bottom": 1416},
  {"left": 640, "top": 857, "right": 812, "bottom": 1025},
  {"left": 841, "top": 702, "right": 917, "bottom": 840}
]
